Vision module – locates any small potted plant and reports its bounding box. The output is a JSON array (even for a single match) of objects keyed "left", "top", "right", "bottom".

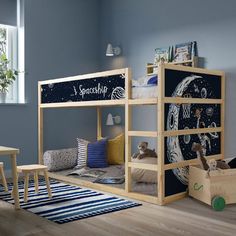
[{"left": 0, "top": 53, "right": 18, "bottom": 103}]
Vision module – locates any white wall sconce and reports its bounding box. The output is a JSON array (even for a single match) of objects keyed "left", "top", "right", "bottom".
[
  {"left": 106, "top": 43, "right": 121, "bottom": 56},
  {"left": 106, "top": 113, "right": 121, "bottom": 125}
]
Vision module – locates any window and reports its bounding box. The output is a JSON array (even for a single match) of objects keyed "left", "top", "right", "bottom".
[{"left": 0, "top": 24, "right": 18, "bottom": 103}]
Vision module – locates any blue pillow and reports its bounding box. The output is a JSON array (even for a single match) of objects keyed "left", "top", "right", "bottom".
[
  {"left": 87, "top": 139, "right": 108, "bottom": 168},
  {"left": 147, "top": 75, "right": 158, "bottom": 85}
]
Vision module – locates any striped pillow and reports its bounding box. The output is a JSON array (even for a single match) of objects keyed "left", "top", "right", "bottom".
[
  {"left": 76, "top": 138, "right": 89, "bottom": 169},
  {"left": 87, "top": 139, "right": 108, "bottom": 168}
]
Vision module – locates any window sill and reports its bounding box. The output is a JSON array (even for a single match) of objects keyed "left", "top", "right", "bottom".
[{"left": 0, "top": 102, "right": 27, "bottom": 106}]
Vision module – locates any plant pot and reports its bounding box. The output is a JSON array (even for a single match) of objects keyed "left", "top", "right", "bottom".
[{"left": 0, "top": 92, "right": 7, "bottom": 103}]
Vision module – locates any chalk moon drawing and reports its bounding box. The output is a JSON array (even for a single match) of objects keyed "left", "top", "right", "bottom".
[
  {"left": 111, "top": 87, "right": 125, "bottom": 100},
  {"left": 166, "top": 75, "right": 202, "bottom": 185}
]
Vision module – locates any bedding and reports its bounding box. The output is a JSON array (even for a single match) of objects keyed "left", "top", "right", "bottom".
[
  {"left": 131, "top": 74, "right": 158, "bottom": 99},
  {"left": 132, "top": 86, "right": 158, "bottom": 99},
  {"left": 51, "top": 165, "right": 157, "bottom": 196},
  {"left": 131, "top": 157, "right": 157, "bottom": 183},
  {"left": 132, "top": 75, "right": 157, "bottom": 87}
]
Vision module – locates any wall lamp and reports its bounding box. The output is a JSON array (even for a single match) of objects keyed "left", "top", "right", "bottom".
[
  {"left": 106, "top": 43, "right": 121, "bottom": 56},
  {"left": 106, "top": 113, "right": 121, "bottom": 126}
]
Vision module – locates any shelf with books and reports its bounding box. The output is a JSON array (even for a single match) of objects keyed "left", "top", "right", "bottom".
[{"left": 146, "top": 56, "right": 198, "bottom": 75}]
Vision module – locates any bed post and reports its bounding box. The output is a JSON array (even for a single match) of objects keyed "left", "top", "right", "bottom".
[
  {"left": 125, "top": 68, "right": 132, "bottom": 192},
  {"left": 97, "top": 107, "right": 102, "bottom": 140},
  {"left": 221, "top": 72, "right": 225, "bottom": 160},
  {"left": 157, "top": 64, "right": 165, "bottom": 205},
  {"left": 38, "top": 82, "right": 43, "bottom": 165}
]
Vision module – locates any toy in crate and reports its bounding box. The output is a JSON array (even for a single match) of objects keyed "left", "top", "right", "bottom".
[{"left": 189, "top": 143, "right": 234, "bottom": 211}]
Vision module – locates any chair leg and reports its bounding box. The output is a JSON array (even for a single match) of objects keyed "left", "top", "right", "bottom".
[
  {"left": 24, "top": 173, "right": 29, "bottom": 203},
  {"left": 11, "top": 185, "right": 14, "bottom": 198},
  {"left": 44, "top": 170, "right": 52, "bottom": 198},
  {"left": 0, "top": 166, "right": 8, "bottom": 192},
  {"left": 11, "top": 173, "right": 18, "bottom": 198},
  {"left": 34, "top": 171, "right": 39, "bottom": 193}
]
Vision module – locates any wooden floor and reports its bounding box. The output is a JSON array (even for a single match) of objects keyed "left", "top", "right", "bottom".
[{"left": 0, "top": 194, "right": 235, "bottom": 236}]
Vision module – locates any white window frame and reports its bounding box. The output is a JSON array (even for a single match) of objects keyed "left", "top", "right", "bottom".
[
  {"left": 0, "top": 24, "right": 18, "bottom": 103},
  {"left": 0, "top": 0, "right": 25, "bottom": 104},
  {"left": 17, "top": 0, "right": 25, "bottom": 104}
]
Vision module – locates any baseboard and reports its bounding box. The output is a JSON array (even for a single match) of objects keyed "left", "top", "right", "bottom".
[
  {"left": 4, "top": 169, "right": 24, "bottom": 181},
  {"left": 4, "top": 169, "right": 12, "bottom": 179}
]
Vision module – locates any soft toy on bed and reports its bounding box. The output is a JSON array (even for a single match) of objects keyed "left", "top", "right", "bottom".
[{"left": 132, "top": 142, "right": 157, "bottom": 160}]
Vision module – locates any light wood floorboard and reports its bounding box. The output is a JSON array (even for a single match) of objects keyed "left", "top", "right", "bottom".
[{"left": 0, "top": 196, "right": 235, "bottom": 236}]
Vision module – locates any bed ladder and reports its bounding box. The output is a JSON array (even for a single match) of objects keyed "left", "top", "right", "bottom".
[{"left": 125, "top": 66, "right": 164, "bottom": 205}]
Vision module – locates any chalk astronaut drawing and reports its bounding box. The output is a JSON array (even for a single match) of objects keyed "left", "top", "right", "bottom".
[{"left": 195, "top": 108, "right": 211, "bottom": 156}]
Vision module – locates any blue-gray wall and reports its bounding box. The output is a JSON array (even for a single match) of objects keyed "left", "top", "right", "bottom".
[
  {"left": 0, "top": 0, "right": 16, "bottom": 26},
  {"left": 0, "top": 0, "right": 100, "bottom": 171},
  {"left": 100, "top": 0, "right": 236, "bottom": 158},
  {"left": 1, "top": 0, "right": 236, "bottom": 172}
]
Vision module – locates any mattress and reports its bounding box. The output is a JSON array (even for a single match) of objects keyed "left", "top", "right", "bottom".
[
  {"left": 51, "top": 165, "right": 157, "bottom": 196},
  {"left": 132, "top": 86, "right": 158, "bottom": 99}
]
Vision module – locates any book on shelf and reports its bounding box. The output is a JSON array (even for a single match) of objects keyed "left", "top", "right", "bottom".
[
  {"left": 153, "top": 46, "right": 172, "bottom": 73},
  {"left": 154, "top": 46, "right": 172, "bottom": 65},
  {"left": 173, "top": 41, "right": 196, "bottom": 63}
]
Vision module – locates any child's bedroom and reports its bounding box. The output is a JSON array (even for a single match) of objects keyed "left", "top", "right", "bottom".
[{"left": 0, "top": 0, "right": 236, "bottom": 235}]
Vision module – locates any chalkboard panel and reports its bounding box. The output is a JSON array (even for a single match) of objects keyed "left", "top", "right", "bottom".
[
  {"left": 41, "top": 74, "right": 125, "bottom": 103},
  {"left": 165, "top": 69, "right": 221, "bottom": 99},
  {"left": 165, "top": 169, "right": 188, "bottom": 197},
  {"left": 164, "top": 68, "right": 222, "bottom": 193}
]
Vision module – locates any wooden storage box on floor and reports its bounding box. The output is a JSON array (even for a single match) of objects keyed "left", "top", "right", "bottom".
[{"left": 189, "top": 165, "right": 236, "bottom": 210}]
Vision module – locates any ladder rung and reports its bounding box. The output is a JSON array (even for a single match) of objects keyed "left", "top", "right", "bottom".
[
  {"left": 128, "top": 131, "right": 157, "bottom": 137},
  {"left": 128, "top": 162, "right": 158, "bottom": 171}
]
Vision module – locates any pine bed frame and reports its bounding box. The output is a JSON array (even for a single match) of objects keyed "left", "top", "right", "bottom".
[{"left": 38, "top": 64, "right": 225, "bottom": 205}]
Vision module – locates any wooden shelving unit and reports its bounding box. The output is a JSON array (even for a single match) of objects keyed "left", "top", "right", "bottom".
[{"left": 146, "top": 56, "right": 198, "bottom": 75}]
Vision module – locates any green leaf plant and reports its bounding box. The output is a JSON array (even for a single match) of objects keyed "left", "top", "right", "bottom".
[{"left": 0, "top": 53, "right": 18, "bottom": 93}]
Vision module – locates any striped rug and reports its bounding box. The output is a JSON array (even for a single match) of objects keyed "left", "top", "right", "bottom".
[{"left": 0, "top": 179, "right": 141, "bottom": 224}]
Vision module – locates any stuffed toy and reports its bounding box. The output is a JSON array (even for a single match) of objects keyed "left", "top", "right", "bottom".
[
  {"left": 206, "top": 159, "right": 220, "bottom": 178},
  {"left": 191, "top": 142, "right": 209, "bottom": 170},
  {"left": 191, "top": 142, "right": 230, "bottom": 173},
  {"left": 132, "top": 141, "right": 157, "bottom": 160}
]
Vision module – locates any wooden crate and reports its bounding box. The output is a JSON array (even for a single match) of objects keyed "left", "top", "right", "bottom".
[{"left": 189, "top": 165, "right": 236, "bottom": 210}]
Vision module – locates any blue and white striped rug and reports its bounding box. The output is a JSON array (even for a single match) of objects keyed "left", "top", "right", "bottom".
[{"left": 0, "top": 179, "right": 141, "bottom": 224}]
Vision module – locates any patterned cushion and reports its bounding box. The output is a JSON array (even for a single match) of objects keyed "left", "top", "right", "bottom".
[
  {"left": 43, "top": 148, "right": 77, "bottom": 171},
  {"left": 76, "top": 138, "right": 90, "bottom": 169},
  {"left": 87, "top": 139, "right": 108, "bottom": 168}
]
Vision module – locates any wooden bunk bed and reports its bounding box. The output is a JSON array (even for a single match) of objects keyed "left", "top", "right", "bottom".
[{"left": 38, "top": 64, "right": 225, "bottom": 205}]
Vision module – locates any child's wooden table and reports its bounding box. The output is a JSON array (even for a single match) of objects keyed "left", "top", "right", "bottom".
[{"left": 0, "top": 146, "right": 20, "bottom": 209}]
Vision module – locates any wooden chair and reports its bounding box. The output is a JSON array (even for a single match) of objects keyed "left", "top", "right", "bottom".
[
  {"left": 16, "top": 164, "right": 52, "bottom": 203},
  {"left": 0, "top": 162, "right": 8, "bottom": 192}
]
